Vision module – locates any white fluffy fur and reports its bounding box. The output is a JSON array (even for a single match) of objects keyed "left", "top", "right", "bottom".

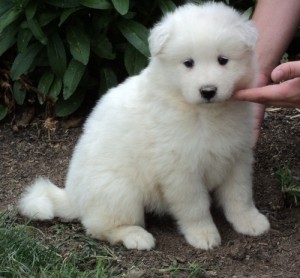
[{"left": 18, "top": 3, "right": 270, "bottom": 250}]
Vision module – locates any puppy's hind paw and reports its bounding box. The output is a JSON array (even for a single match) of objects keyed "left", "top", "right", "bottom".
[
  {"left": 122, "top": 227, "right": 156, "bottom": 251},
  {"left": 183, "top": 224, "right": 221, "bottom": 250}
]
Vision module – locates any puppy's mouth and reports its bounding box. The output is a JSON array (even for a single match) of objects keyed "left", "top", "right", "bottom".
[
  {"left": 199, "top": 96, "right": 231, "bottom": 105},
  {"left": 203, "top": 99, "right": 215, "bottom": 104}
]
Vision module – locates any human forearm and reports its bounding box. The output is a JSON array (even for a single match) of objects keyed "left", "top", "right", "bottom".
[{"left": 253, "top": 0, "right": 300, "bottom": 79}]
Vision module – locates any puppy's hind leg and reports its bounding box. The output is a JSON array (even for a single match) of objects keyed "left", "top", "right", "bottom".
[
  {"left": 81, "top": 180, "right": 155, "bottom": 250},
  {"left": 104, "top": 225, "right": 155, "bottom": 251},
  {"left": 83, "top": 213, "right": 155, "bottom": 251}
]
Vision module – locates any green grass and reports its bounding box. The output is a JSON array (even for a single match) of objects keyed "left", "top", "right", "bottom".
[
  {"left": 276, "top": 165, "right": 300, "bottom": 206},
  {"left": 0, "top": 212, "right": 208, "bottom": 277},
  {"left": 0, "top": 212, "right": 119, "bottom": 278},
  {"left": 157, "top": 261, "right": 206, "bottom": 277}
]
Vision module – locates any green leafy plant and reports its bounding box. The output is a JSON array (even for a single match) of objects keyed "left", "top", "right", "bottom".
[
  {"left": 0, "top": 0, "right": 255, "bottom": 120},
  {"left": 276, "top": 165, "right": 300, "bottom": 206},
  {"left": 0, "top": 0, "right": 178, "bottom": 119}
]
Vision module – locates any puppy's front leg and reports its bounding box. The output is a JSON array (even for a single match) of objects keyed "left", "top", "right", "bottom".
[
  {"left": 216, "top": 158, "right": 270, "bottom": 236},
  {"left": 164, "top": 175, "right": 221, "bottom": 250}
]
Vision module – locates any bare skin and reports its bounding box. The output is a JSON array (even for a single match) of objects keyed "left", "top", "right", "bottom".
[
  {"left": 232, "top": 0, "right": 300, "bottom": 139},
  {"left": 234, "top": 61, "right": 300, "bottom": 108}
]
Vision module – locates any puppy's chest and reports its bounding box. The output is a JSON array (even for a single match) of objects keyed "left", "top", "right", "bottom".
[
  {"left": 199, "top": 148, "right": 235, "bottom": 191},
  {"left": 176, "top": 131, "right": 237, "bottom": 171},
  {"left": 153, "top": 117, "right": 245, "bottom": 187}
]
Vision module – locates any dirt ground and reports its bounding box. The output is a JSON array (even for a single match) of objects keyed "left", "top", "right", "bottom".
[{"left": 1, "top": 107, "right": 300, "bottom": 277}]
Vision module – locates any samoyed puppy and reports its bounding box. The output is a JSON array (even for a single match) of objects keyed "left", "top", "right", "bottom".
[{"left": 18, "top": 2, "right": 270, "bottom": 250}]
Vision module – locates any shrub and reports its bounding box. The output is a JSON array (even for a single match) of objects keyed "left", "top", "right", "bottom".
[{"left": 0, "top": 0, "right": 255, "bottom": 120}]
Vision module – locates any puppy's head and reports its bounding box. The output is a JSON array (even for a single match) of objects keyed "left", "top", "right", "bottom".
[{"left": 148, "top": 3, "right": 257, "bottom": 105}]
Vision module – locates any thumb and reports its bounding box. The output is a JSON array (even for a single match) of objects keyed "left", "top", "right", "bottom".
[{"left": 271, "top": 61, "right": 300, "bottom": 83}]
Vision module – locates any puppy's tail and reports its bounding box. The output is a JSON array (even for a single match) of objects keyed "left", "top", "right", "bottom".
[{"left": 18, "top": 177, "right": 76, "bottom": 221}]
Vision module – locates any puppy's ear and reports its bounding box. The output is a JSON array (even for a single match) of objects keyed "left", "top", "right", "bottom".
[
  {"left": 238, "top": 20, "right": 258, "bottom": 50},
  {"left": 148, "top": 17, "right": 172, "bottom": 57}
]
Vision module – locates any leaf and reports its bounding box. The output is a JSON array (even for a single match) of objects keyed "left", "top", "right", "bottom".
[
  {"left": 67, "top": 23, "right": 90, "bottom": 65},
  {"left": 0, "top": 21, "right": 18, "bottom": 56},
  {"left": 37, "top": 71, "right": 55, "bottom": 104},
  {"left": 91, "top": 34, "right": 115, "bottom": 60},
  {"left": 59, "top": 7, "right": 82, "bottom": 26},
  {"left": 111, "top": 0, "right": 129, "bottom": 15},
  {"left": 157, "top": 0, "right": 176, "bottom": 14},
  {"left": 25, "top": 1, "right": 38, "bottom": 20},
  {"left": 17, "top": 28, "right": 32, "bottom": 52},
  {"left": 124, "top": 44, "right": 148, "bottom": 76},
  {"left": 47, "top": 32, "right": 67, "bottom": 77},
  {"left": 38, "top": 73, "right": 54, "bottom": 93},
  {"left": 63, "top": 59, "right": 86, "bottom": 100},
  {"left": 99, "top": 67, "right": 117, "bottom": 95},
  {"left": 37, "top": 12, "right": 60, "bottom": 27},
  {"left": 117, "top": 20, "right": 150, "bottom": 57},
  {"left": 0, "top": 7, "right": 22, "bottom": 33},
  {"left": 45, "top": 0, "right": 81, "bottom": 8},
  {"left": 0, "top": 105, "right": 8, "bottom": 121},
  {"left": 80, "top": 0, "right": 111, "bottom": 9},
  {"left": 20, "top": 20, "right": 28, "bottom": 29},
  {"left": 0, "top": 0, "right": 14, "bottom": 17},
  {"left": 242, "top": 7, "right": 253, "bottom": 19},
  {"left": 27, "top": 18, "right": 48, "bottom": 45},
  {"left": 11, "top": 42, "right": 43, "bottom": 80},
  {"left": 48, "top": 76, "right": 63, "bottom": 100},
  {"left": 92, "top": 13, "right": 111, "bottom": 31},
  {"left": 13, "top": 81, "right": 26, "bottom": 105},
  {"left": 55, "top": 88, "right": 85, "bottom": 117},
  {"left": 29, "top": 50, "right": 48, "bottom": 70}
]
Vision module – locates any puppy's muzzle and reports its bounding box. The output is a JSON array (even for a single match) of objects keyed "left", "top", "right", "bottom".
[{"left": 200, "top": 85, "right": 217, "bottom": 101}]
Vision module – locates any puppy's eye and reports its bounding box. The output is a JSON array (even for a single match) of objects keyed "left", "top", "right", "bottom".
[
  {"left": 183, "top": 59, "right": 194, "bottom": 68},
  {"left": 218, "top": 56, "right": 229, "bottom": 66}
]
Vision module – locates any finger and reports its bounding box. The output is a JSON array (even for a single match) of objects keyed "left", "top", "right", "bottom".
[
  {"left": 233, "top": 84, "right": 281, "bottom": 103},
  {"left": 271, "top": 61, "right": 300, "bottom": 82},
  {"left": 234, "top": 78, "right": 300, "bottom": 107}
]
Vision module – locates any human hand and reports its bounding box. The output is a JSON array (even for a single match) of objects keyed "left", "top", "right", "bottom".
[
  {"left": 233, "top": 61, "right": 300, "bottom": 108},
  {"left": 233, "top": 61, "right": 300, "bottom": 141}
]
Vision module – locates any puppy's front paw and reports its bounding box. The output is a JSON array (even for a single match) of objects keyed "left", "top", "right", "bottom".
[
  {"left": 231, "top": 208, "right": 270, "bottom": 236},
  {"left": 183, "top": 224, "right": 221, "bottom": 250},
  {"left": 123, "top": 228, "right": 155, "bottom": 250}
]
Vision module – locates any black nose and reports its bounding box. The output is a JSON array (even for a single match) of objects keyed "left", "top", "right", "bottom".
[{"left": 200, "top": 85, "right": 217, "bottom": 100}]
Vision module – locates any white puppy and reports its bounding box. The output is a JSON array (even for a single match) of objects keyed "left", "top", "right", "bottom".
[{"left": 19, "top": 2, "right": 270, "bottom": 250}]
